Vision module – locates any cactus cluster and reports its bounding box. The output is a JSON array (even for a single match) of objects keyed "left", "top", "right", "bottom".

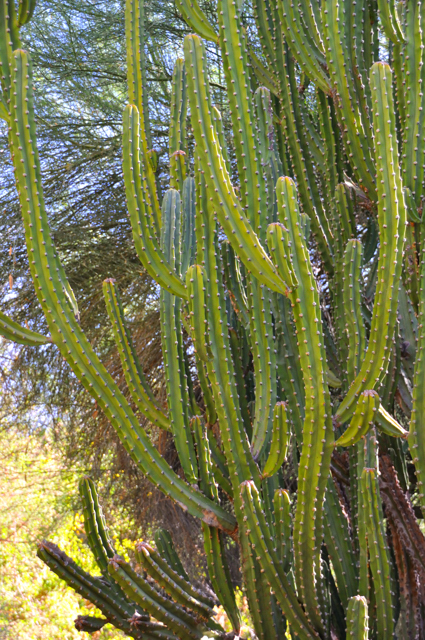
[{"left": 2, "top": 0, "right": 425, "bottom": 638}]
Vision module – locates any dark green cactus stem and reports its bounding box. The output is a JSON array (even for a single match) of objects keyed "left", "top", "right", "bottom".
[
  {"left": 107, "top": 556, "right": 208, "bottom": 640},
  {"left": 79, "top": 477, "right": 116, "bottom": 574},
  {"left": 136, "top": 542, "right": 214, "bottom": 621},
  {"left": 36, "top": 541, "right": 149, "bottom": 639},
  {"left": 240, "top": 481, "right": 320, "bottom": 640},
  {"left": 409, "top": 246, "right": 425, "bottom": 512},
  {"left": 361, "top": 468, "right": 395, "bottom": 639},
  {"left": 154, "top": 529, "right": 189, "bottom": 581}
]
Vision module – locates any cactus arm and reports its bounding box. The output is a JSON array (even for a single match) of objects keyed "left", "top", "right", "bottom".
[
  {"left": 248, "top": 49, "right": 279, "bottom": 97},
  {"left": 9, "top": 50, "right": 235, "bottom": 533},
  {"left": 175, "top": 0, "right": 217, "bottom": 42},
  {"left": 192, "top": 415, "right": 218, "bottom": 500},
  {"left": 323, "top": 479, "right": 358, "bottom": 609},
  {"left": 138, "top": 541, "right": 215, "bottom": 610},
  {"left": 248, "top": 278, "right": 277, "bottom": 459},
  {"left": 186, "top": 265, "right": 212, "bottom": 363},
  {"left": 37, "top": 542, "right": 148, "bottom": 636},
  {"left": 78, "top": 477, "right": 143, "bottom": 610},
  {"left": 227, "top": 327, "right": 252, "bottom": 438},
  {"left": 202, "top": 255, "right": 258, "bottom": 487},
  {"left": 169, "top": 59, "right": 187, "bottom": 192},
  {"left": 377, "top": 0, "right": 404, "bottom": 43},
  {"left": 346, "top": 596, "right": 369, "bottom": 639},
  {"left": 184, "top": 35, "right": 289, "bottom": 295},
  {"left": 375, "top": 404, "right": 408, "bottom": 438},
  {"left": 255, "top": 87, "right": 284, "bottom": 226},
  {"left": 317, "top": 92, "right": 339, "bottom": 201},
  {"left": 252, "top": 0, "right": 275, "bottom": 68},
  {"left": 198, "top": 192, "right": 261, "bottom": 489},
  {"left": 196, "top": 361, "right": 218, "bottom": 427},
  {"left": 273, "top": 293, "right": 305, "bottom": 443},
  {"left": 160, "top": 189, "right": 198, "bottom": 484},
  {"left": 267, "top": 223, "right": 298, "bottom": 290},
  {"left": 274, "top": 40, "right": 334, "bottom": 273},
  {"left": 79, "top": 478, "right": 116, "bottom": 574},
  {"left": 18, "top": 0, "right": 37, "bottom": 26},
  {"left": 404, "top": 187, "right": 422, "bottom": 224},
  {"left": 261, "top": 402, "right": 290, "bottom": 478},
  {"left": 238, "top": 533, "right": 278, "bottom": 640},
  {"left": 240, "top": 481, "right": 320, "bottom": 640},
  {"left": 111, "top": 557, "right": 203, "bottom": 629},
  {"left": 322, "top": 0, "right": 376, "bottom": 197},
  {"left": 211, "top": 107, "right": 230, "bottom": 174},
  {"left": 278, "top": 0, "right": 331, "bottom": 93},
  {"left": 342, "top": 239, "right": 366, "bottom": 383},
  {"left": 122, "top": 105, "right": 187, "bottom": 299},
  {"left": 125, "top": 0, "right": 159, "bottom": 232},
  {"left": 108, "top": 557, "right": 203, "bottom": 640},
  {"left": 181, "top": 177, "right": 197, "bottom": 276},
  {"left": 273, "top": 488, "right": 292, "bottom": 570},
  {"left": 336, "top": 63, "right": 407, "bottom": 422},
  {"left": 0, "top": 0, "right": 19, "bottom": 96},
  {"left": 202, "top": 524, "right": 241, "bottom": 633},
  {"left": 0, "top": 310, "right": 51, "bottom": 345},
  {"left": 409, "top": 247, "right": 425, "bottom": 512},
  {"left": 103, "top": 279, "right": 170, "bottom": 431},
  {"left": 222, "top": 243, "right": 250, "bottom": 327},
  {"left": 335, "top": 390, "right": 379, "bottom": 447},
  {"left": 136, "top": 542, "right": 214, "bottom": 622},
  {"left": 402, "top": 1, "right": 425, "bottom": 205},
  {"left": 298, "top": 100, "right": 326, "bottom": 169},
  {"left": 276, "top": 177, "right": 334, "bottom": 631},
  {"left": 361, "top": 468, "right": 395, "bottom": 639},
  {"left": 154, "top": 529, "right": 189, "bottom": 581},
  {"left": 217, "top": 0, "right": 263, "bottom": 232},
  {"left": 204, "top": 423, "right": 230, "bottom": 476}
]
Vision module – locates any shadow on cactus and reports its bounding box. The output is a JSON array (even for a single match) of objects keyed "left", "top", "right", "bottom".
[
  {"left": 38, "top": 478, "right": 232, "bottom": 640},
  {"left": 2, "top": 0, "right": 425, "bottom": 638}
]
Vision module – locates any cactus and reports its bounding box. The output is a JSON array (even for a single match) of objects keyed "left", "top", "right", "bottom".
[{"left": 4, "top": 0, "right": 425, "bottom": 638}]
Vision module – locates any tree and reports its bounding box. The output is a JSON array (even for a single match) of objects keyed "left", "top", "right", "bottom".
[{"left": 2, "top": 0, "right": 425, "bottom": 638}]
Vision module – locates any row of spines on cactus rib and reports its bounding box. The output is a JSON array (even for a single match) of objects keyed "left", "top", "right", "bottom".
[{"left": 8, "top": 47, "right": 236, "bottom": 534}]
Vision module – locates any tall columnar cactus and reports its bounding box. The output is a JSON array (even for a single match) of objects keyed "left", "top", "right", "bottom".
[{"left": 3, "top": 0, "right": 425, "bottom": 638}]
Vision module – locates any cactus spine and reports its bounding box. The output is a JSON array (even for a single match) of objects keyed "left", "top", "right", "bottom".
[{"left": 3, "top": 0, "right": 425, "bottom": 638}]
